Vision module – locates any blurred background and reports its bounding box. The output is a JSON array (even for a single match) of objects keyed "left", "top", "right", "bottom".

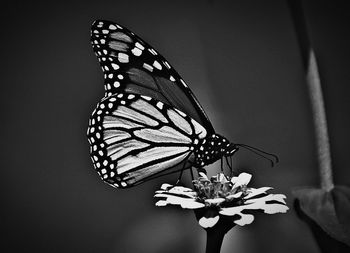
[{"left": 1, "top": 0, "right": 349, "bottom": 252}]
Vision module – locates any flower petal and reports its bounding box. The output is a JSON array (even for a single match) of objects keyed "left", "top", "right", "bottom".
[
  {"left": 234, "top": 213, "right": 255, "bottom": 226},
  {"left": 155, "top": 185, "right": 198, "bottom": 198},
  {"left": 154, "top": 194, "right": 205, "bottom": 209},
  {"left": 160, "top": 183, "right": 173, "bottom": 190},
  {"left": 245, "top": 194, "right": 287, "bottom": 205},
  {"left": 219, "top": 206, "right": 246, "bottom": 216},
  {"left": 226, "top": 192, "right": 243, "bottom": 200},
  {"left": 198, "top": 172, "right": 209, "bottom": 180},
  {"left": 244, "top": 187, "right": 272, "bottom": 199},
  {"left": 205, "top": 198, "right": 226, "bottom": 205},
  {"left": 217, "top": 173, "right": 229, "bottom": 183},
  {"left": 199, "top": 216, "right": 220, "bottom": 228},
  {"left": 233, "top": 172, "right": 252, "bottom": 187},
  {"left": 155, "top": 200, "right": 168, "bottom": 207},
  {"left": 219, "top": 192, "right": 289, "bottom": 226}
]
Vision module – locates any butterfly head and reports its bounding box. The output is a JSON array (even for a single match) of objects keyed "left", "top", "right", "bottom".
[
  {"left": 193, "top": 134, "right": 239, "bottom": 167},
  {"left": 224, "top": 142, "right": 239, "bottom": 157}
]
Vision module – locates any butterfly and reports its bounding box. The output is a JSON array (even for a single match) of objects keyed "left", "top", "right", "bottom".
[{"left": 87, "top": 20, "right": 277, "bottom": 188}]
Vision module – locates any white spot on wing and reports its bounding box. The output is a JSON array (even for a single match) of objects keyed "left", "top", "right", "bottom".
[
  {"left": 153, "top": 60, "right": 162, "bottom": 70},
  {"left": 109, "top": 24, "right": 117, "bottom": 30},
  {"left": 141, "top": 95, "right": 152, "bottom": 101},
  {"left": 131, "top": 47, "right": 142, "bottom": 56},
  {"left": 149, "top": 48, "right": 157, "bottom": 55},
  {"left": 135, "top": 42, "right": 144, "bottom": 50},
  {"left": 143, "top": 63, "right": 153, "bottom": 72},
  {"left": 164, "top": 61, "right": 171, "bottom": 69},
  {"left": 180, "top": 79, "right": 188, "bottom": 88},
  {"left": 118, "top": 53, "right": 129, "bottom": 63},
  {"left": 156, "top": 101, "right": 163, "bottom": 109},
  {"left": 111, "top": 63, "right": 119, "bottom": 70}
]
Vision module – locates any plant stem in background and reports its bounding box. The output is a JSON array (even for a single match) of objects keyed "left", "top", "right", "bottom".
[
  {"left": 287, "top": 0, "right": 334, "bottom": 191},
  {"left": 306, "top": 50, "right": 334, "bottom": 191}
]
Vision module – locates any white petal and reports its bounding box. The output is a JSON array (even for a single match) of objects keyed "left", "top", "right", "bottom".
[
  {"left": 244, "top": 187, "right": 272, "bottom": 199},
  {"left": 199, "top": 216, "right": 220, "bottom": 228},
  {"left": 160, "top": 183, "right": 173, "bottom": 190},
  {"left": 168, "top": 186, "right": 196, "bottom": 194},
  {"left": 226, "top": 192, "right": 243, "bottom": 200},
  {"left": 155, "top": 200, "right": 168, "bottom": 206},
  {"left": 155, "top": 190, "right": 196, "bottom": 199},
  {"left": 234, "top": 213, "right": 255, "bottom": 226},
  {"left": 154, "top": 194, "right": 204, "bottom": 209},
  {"left": 260, "top": 203, "right": 289, "bottom": 214},
  {"left": 219, "top": 206, "right": 245, "bottom": 216},
  {"left": 216, "top": 173, "right": 228, "bottom": 183},
  {"left": 198, "top": 172, "right": 208, "bottom": 180},
  {"left": 181, "top": 200, "right": 206, "bottom": 209},
  {"left": 245, "top": 194, "right": 287, "bottom": 205},
  {"left": 234, "top": 173, "right": 252, "bottom": 187},
  {"left": 205, "top": 198, "right": 225, "bottom": 205},
  {"left": 230, "top": 176, "right": 238, "bottom": 184}
]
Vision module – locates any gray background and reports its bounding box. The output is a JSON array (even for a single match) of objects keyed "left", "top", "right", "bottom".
[{"left": 1, "top": 0, "right": 349, "bottom": 252}]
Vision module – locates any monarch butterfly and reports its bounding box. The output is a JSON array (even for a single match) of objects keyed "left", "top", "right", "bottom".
[{"left": 87, "top": 20, "right": 277, "bottom": 188}]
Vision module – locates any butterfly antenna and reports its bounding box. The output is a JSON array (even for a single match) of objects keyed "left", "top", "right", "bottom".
[
  {"left": 190, "top": 167, "right": 194, "bottom": 181},
  {"left": 225, "top": 156, "right": 232, "bottom": 171},
  {"left": 235, "top": 144, "right": 279, "bottom": 167}
]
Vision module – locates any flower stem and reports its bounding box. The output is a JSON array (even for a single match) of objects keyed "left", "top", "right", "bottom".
[
  {"left": 205, "top": 229, "right": 226, "bottom": 253},
  {"left": 288, "top": 0, "right": 334, "bottom": 191},
  {"left": 204, "top": 216, "right": 235, "bottom": 253}
]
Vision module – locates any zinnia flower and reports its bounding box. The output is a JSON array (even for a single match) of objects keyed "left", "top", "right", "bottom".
[{"left": 154, "top": 172, "right": 288, "bottom": 228}]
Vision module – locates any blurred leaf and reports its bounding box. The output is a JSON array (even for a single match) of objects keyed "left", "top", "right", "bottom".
[{"left": 293, "top": 186, "right": 350, "bottom": 247}]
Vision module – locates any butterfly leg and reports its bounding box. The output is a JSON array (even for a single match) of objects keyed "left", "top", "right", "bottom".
[
  {"left": 175, "top": 160, "right": 190, "bottom": 185},
  {"left": 220, "top": 157, "right": 224, "bottom": 172},
  {"left": 190, "top": 167, "right": 194, "bottom": 181},
  {"left": 225, "top": 156, "right": 233, "bottom": 176}
]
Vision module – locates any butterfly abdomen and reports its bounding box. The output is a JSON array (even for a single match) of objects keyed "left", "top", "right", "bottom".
[{"left": 193, "top": 134, "right": 237, "bottom": 167}]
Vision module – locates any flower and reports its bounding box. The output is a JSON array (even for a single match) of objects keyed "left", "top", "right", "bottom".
[{"left": 154, "top": 172, "right": 289, "bottom": 228}]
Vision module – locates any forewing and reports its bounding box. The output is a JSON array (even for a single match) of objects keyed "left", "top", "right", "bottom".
[
  {"left": 87, "top": 93, "right": 208, "bottom": 188},
  {"left": 90, "top": 20, "right": 214, "bottom": 133}
]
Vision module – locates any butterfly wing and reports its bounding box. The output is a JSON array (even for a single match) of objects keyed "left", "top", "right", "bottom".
[
  {"left": 90, "top": 20, "right": 214, "bottom": 133},
  {"left": 87, "top": 93, "right": 207, "bottom": 188}
]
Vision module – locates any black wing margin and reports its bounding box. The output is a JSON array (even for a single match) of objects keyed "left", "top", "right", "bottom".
[{"left": 90, "top": 19, "right": 215, "bottom": 133}]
